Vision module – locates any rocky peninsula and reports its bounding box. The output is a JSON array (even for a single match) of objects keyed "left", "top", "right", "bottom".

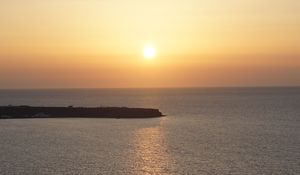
[{"left": 0, "top": 106, "right": 164, "bottom": 119}]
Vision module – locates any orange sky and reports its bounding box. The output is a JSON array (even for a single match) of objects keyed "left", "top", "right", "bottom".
[{"left": 0, "top": 0, "right": 299, "bottom": 88}]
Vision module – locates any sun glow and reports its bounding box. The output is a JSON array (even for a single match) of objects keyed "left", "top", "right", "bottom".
[{"left": 143, "top": 44, "right": 157, "bottom": 59}]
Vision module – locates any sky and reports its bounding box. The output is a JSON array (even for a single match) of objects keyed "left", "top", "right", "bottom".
[{"left": 0, "top": 0, "right": 299, "bottom": 88}]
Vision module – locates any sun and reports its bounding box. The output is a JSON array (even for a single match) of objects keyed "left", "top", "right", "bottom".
[{"left": 143, "top": 44, "right": 156, "bottom": 59}]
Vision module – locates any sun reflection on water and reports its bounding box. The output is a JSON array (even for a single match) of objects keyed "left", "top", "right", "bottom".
[{"left": 132, "top": 119, "right": 174, "bottom": 174}]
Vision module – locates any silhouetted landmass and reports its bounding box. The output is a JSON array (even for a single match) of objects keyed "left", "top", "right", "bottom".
[{"left": 0, "top": 106, "right": 164, "bottom": 119}]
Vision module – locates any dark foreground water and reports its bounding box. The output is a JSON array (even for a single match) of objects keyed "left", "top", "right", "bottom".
[{"left": 0, "top": 87, "right": 299, "bottom": 175}]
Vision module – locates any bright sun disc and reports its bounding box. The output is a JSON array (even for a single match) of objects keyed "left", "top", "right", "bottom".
[{"left": 143, "top": 45, "right": 156, "bottom": 59}]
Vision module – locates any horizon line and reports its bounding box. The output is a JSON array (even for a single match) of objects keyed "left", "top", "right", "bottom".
[{"left": 0, "top": 85, "right": 299, "bottom": 90}]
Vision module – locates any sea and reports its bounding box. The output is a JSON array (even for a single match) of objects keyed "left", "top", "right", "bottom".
[{"left": 0, "top": 87, "right": 299, "bottom": 175}]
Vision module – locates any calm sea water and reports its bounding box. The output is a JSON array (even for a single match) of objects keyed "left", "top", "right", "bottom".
[{"left": 0, "top": 88, "right": 299, "bottom": 175}]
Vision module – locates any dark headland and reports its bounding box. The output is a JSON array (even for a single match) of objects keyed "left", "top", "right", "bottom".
[{"left": 0, "top": 106, "right": 164, "bottom": 119}]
